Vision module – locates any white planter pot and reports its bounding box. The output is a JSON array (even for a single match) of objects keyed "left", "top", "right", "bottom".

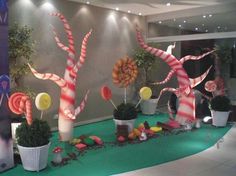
[
  {"left": 113, "top": 119, "right": 136, "bottom": 133},
  {"left": 140, "top": 98, "right": 158, "bottom": 115},
  {"left": 18, "top": 143, "right": 50, "bottom": 172},
  {"left": 211, "top": 110, "right": 230, "bottom": 127}
]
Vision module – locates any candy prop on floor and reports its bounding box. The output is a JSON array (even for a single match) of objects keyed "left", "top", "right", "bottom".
[
  {"left": 28, "top": 13, "right": 92, "bottom": 141},
  {"left": 35, "top": 92, "right": 52, "bottom": 119},
  {"left": 0, "top": 75, "right": 10, "bottom": 107},
  {"left": 135, "top": 87, "right": 152, "bottom": 108},
  {"left": 8, "top": 92, "right": 32, "bottom": 125},
  {"left": 100, "top": 86, "right": 117, "bottom": 110},
  {"left": 136, "top": 28, "right": 214, "bottom": 125}
]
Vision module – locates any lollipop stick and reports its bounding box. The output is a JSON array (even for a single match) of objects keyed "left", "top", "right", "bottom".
[
  {"left": 124, "top": 88, "right": 127, "bottom": 104},
  {"left": 109, "top": 99, "right": 118, "bottom": 110},
  {"left": 135, "top": 98, "right": 142, "bottom": 108},
  {"left": 40, "top": 111, "right": 44, "bottom": 120},
  {"left": 0, "top": 94, "right": 3, "bottom": 106}
]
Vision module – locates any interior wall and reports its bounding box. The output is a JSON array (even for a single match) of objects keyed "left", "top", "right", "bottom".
[{"left": 9, "top": 0, "right": 146, "bottom": 127}]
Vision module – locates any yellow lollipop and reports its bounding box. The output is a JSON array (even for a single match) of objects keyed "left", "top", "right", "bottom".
[
  {"left": 35, "top": 93, "right": 52, "bottom": 119},
  {"left": 135, "top": 87, "right": 152, "bottom": 108},
  {"left": 139, "top": 87, "right": 152, "bottom": 100}
]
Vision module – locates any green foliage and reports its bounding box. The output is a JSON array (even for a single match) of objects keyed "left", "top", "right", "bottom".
[
  {"left": 9, "top": 23, "right": 35, "bottom": 87},
  {"left": 214, "top": 44, "right": 232, "bottom": 64},
  {"left": 113, "top": 103, "right": 138, "bottom": 120},
  {"left": 16, "top": 119, "right": 52, "bottom": 147},
  {"left": 210, "top": 95, "right": 231, "bottom": 111}
]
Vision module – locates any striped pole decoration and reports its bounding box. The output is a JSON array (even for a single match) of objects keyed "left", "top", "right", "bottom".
[
  {"left": 29, "top": 13, "right": 92, "bottom": 141},
  {"left": 136, "top": 28, "right": 195, "bottom": 124}
]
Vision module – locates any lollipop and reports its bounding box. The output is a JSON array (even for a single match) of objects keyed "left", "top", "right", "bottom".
[
  {"left": 8, "top": 92, "right": 33, "bottom": 125},
  {"left": 112, "top": 56, "right": 138, "bottom": 88},
  {"left": 35, "top": 92, "right": 52, "bottom": 119},
  {"left": 205, "top": 80, "right": 217, "bottom": 92},
  {"left": 100, "top": 86, "right": 117, "bottom": 110},
  {"left": 135, "top": 87, "right": 152, "bottom": 108}
]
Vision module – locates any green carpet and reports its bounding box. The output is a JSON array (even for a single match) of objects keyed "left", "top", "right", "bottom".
[{"left": 3, "top": 113, "right": 232, "bottom": 176}]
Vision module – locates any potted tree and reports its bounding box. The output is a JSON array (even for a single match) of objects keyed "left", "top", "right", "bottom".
[
  {"left": 113, "top": 103, "right": 138, "bottom": 133},
  {"left": 16, "top": 119, "right": 52, "bottom": 171},
  {"left": 210, "top": 95, "right": 231, "bottom": 127},
  {"left": 133, "top": 47, "right": 158, "bottom": 115}
]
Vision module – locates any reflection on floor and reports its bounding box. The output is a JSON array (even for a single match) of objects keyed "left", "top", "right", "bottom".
[{"left": 117, "top": 123, "right": 236, "bottom": 176}]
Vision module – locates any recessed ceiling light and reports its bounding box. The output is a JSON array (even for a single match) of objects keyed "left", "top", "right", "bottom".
[
  {"left": 209, "top": 14, "right": 212, "bottom": 17},
  {"left": 183, "top": 20, "right": 186, "bottom": 23},
  {"left": 159, "top": 21, "right": 162, "bottom": 24},
  {"left": 128, "top": 10, "right": 131, "bottom": 13},
  {"left": 166, "top": 3, "right": 171, "bottom": 6},
  {"left": 195, "top": 27, "right": 199, "bottom": 31},
  {"left": 205, "top": 29, "right": 208, "bottom": 32},
  {"left": 115, "top": 7, "right": 119, "bottom": 11},
  {"left": 202, "top": 24, "right": 205, "bottom": 26},
  {"left": 203, "top": 15, "right": 206, "bottom": 18},
  {"left": 138, "top": 12, "right": 142, "bottom": 16},
  {"left": 173, "top": 18, "right": 176, "bottom": 21},
  {"left": 217, "top": 26, "right": 221, "bottom": 29},
  {"left": 178, "top": 24, "right": 182, "bottom": 28},
  {"left": 86, "top": 1, "right": 90, "bottom": 4}
]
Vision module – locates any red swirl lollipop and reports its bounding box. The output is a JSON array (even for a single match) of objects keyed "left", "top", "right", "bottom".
[
  {"left": 100, "top": 86, "right": 117, "bottom": 109},
  {"left": 8, "top": 92, "right": 33, "bottom": 125},
  {"left": 205, "top": 80, "right": 217, "bottom": 92}
]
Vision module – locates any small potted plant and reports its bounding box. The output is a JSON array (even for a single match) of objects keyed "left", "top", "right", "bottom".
[
  {"left": 16, "top": 119, "right": 52, "bottom": 171},
  {"left": 210, "top": 95, "right": 231, "bottom": 127},
  {"left": 113, "top": 103, "right": 138, "bottom": 132}
]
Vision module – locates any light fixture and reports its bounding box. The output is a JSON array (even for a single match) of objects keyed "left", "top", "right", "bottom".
[
  {"left": 86, "top": 1, "right": 90, "bottom": 4},
  {"left": 183, "top": 20, "right": 186, "bottom": 23},
  {"left": 128, "top": 10, "right": 131, "bottom": 13},
  {"left": 173, "top": 18, "right": 176, "bottom": 21},
  {"left": 217, "top": 26, "right": 221, "bottom": 29},
  {"left": 178, "top": 24, "right": 182, "bottom": 28},
  {"left": 41, "top": 1, "right": 54, "bottom": 10},
  {"left": 159, "top": 21, "right": 162, "bottom": 24},
  {"left": 202, "top": 24, "right": 205, "bottom": 26},
  {"left": 138, "top": 12, "right": 142, "bottom": 16},
  {"left": 209, "top": 14, "right": 212, "bottom": 17},
  {"left": 203, "top": 15, "right": 206, "bottom": 18},
  {"left": 115, "top": 7, "right": 119, "bottom": 11},
  {"left": 205, "top": 29, "right": 208, "bottom": 32},
  {"left": 195, "top": 27, "right": 199, "bottom": 31},
  {"left": 166, "top": 2, "right": 171, "bottom": 6}
]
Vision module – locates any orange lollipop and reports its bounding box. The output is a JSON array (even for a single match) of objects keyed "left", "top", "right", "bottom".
[{"left": 100, "top": 86, "right": 117, "bottom": 109}]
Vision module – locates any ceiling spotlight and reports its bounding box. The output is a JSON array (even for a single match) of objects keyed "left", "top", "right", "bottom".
[
  {"left": 202, "top": 24, "right": 205, "bottom": 26},
  {"left": 217, "top": 26, "right": 221, "bottom": 29},
  {"left": 178, "top": 24, "right": 182, "bottom": 28},
  {"left": 203, "top": 15, "right": 206, "bottom": 18},
  {"left": 115, "top": 7, "right": 119, "bottom": 11},
  {"left": 205, "top": 29, "right": 208, "bottom": 32},
  {"left": 86, "top": 1, "right": 90, "bottom": 4},
  {"left": 183, "top": 20, "right": 186, "bottom": 23},
  {"left": 128, "top": 10, "right": 131, "bottom": 13},
  {"left": 159, "top": 21, "right": 162, "bottom": 24},
  {"left": 138, "top": 12, "right": 142, "bottom": 16},
  {"left": 166, "top": 2, "right": 171, "bottom": 6},
  {"left": 195, "top": 27, "right": 199, "bottom": 31},
  {"left": 209, "top": 14, "right": 212, "bottom": 17}
]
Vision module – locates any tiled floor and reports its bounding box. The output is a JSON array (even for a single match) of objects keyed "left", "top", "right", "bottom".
[{"left": 116, "top": 123, "right": 236, "bottom": 176}]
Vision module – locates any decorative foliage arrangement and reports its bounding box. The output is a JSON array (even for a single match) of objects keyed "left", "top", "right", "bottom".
[
  {"left": 210, "top": 95, "right": 231, "bottom": 112},
  {"left": 29, "top": 13, "right": 92, "bottom": 141},
  {"left": 16, "top": 119, "right": 52, "bottom": 147},
  {"left": 9, "top": 23, "right": 35, "bottom": 88},
  {"left": 113, "top": 103, "right": 138, "bottom": 120}
]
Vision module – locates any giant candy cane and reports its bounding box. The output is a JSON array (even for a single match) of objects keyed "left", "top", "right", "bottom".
[
  {"left": 29, "top": 13, "right": 92, "bottom": 141},
  {"left": 136, "top": 28, "right": 195, "bottom": 124}
]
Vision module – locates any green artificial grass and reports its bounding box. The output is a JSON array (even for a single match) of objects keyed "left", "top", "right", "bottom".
[{"left": 3, "top": 113, "right": 232, "bottom": 176}]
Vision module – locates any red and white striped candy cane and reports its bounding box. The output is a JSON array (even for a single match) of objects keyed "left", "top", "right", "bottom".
[
  {"left": 136, "top": 28, "right": 195, "bottom": 124},
  {"left": 189, "top": 66, "right": 212, "bottom": 88}
]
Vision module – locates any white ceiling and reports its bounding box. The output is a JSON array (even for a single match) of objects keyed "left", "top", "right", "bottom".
[{"left": 69, "top": 0, "right": 236, "bottom": 33}]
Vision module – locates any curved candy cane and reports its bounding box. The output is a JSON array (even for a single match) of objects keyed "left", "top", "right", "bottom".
[
  {"left": 152, "top": 69, "right": 175, "bottom": 85},
  {"left": 136, "top": 28, "right": 195, "bottom": 123},
  {"left": 190, "top": 66, "right": 212, "bottom": 88},
  {"left": 50, "top": 12, "right": 75, "bottom": 53},
  {"left": 70, "top": 30, "right": 92, "bottom": 78},
  {"left": 28, "top": 64, "right": 67, "bottom": 89},
  {"left": 180, "top": 50, "right": 215, "bottom": 63}
]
